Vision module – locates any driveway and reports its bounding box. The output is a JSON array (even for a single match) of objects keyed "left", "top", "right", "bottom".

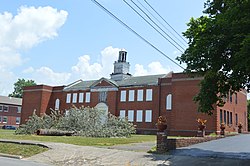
[{"left": 172, "top": 134, "right": 250, "bottom": 160}]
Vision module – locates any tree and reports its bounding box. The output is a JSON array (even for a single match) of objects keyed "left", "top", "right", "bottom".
[
  {"left": 177, "top": 0, "right": 250, "bottom": 114},
  {"left": 9, "top": 79, "right": 36, "bottom": 98}
]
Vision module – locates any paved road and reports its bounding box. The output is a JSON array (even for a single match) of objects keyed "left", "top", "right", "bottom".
[
  {"left": 172, "top": 134, "right": 250, "bottom": 160},
  {"left": 0, "top": 157, "right": 48, "bottom": 166}
]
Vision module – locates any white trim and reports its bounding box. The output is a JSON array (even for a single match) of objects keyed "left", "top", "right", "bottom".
[{"left": 91, "top": 87, "right": 118, "bottom": 92}]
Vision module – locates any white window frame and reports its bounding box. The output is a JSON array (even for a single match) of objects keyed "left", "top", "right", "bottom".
[
  {"left": 146, "top": 89, "right": 153, "bottom": 101},
  {"left": 0, "top": 105, "right": 3, "bottom": 112},
  {"left": 17, "top": 107, "right": 21, "bottom": 113},
  {"left": 66, "top": 93, "right": 71, "bottom": 103},
  {"left": 120, "top": 90, "right": 126, "bottom": 102},
  {"left": 128, "top": 110, "right": 134, "bottom": 122},
  {"left": 85, "top": 92, "right": 91, "bottom": 103},
  {"left": 72, "top": 93, "right": 77, "bottom": 103},
  {"left": 55, "top": 99, "right": 60, "bottom": 110},
  {"left": 166, "top": 94, "right": 172, "bottom": 110},
  {"left": 16, "top": 117, "right": 20, "bottom": 124},
  {"left": 145, "top": 110, "right": 152, "bottom": 122},
  {"left": 3, "top": 116, "right": 7, "bottom": 123},
  {"left": 0, "top": 116, "right": 2, "bottom": 122},
  {"left": 128, "top": 90, "right": 135, "bottom": 101},
  {"left": 119, "top": 110, "right": 126, "bottom": 119},
  {"left": 79, "top": 93, "right": 84, "bottom": 103},
  {"left": 3, "top": 106, "right": 8, "bottom": 112},
  {"left": 136, "top": 110, "right": 143, "bottom": 122},
  {"left": 137, "top": 89, "right": 143, "bottom": 101}
]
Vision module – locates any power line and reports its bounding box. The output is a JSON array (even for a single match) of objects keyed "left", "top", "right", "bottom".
[
  {"left": 91, "top": 0, "right": 185, "bottom": 70},
  {"left": 126, "top": 0, "right": 185, "bottom": 52},
  {"left": 144, "top": 0, "right": 188, "bottom": 44},
  {"left": 135, "top": 0, "right": 187, "bottom": 47}
]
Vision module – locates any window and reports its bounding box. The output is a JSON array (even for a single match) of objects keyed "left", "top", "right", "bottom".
[
  {"left": 235, "top": 93, "right": 238, "bottom": 104},
  {"left": 3, "top": 116, "right": 7, "bottom": 123},
  {"left": 79, "top": 93, "right": 84, "bottom": 103},
  {"left": 224, "top": 110, "right": 227, "bottom": 124},
  {"left": 16, "top": 117, "right": 20, "bottom": 124},
  {"left": 99, "top": 91, "right": 107, "bottom": 102},
  {"left": 17, "top": 107, "right": 21, "bottom": 113},
  {"left": 227, "top": 111, "right": 229, "bottom": 125},
  {"left": 220, "top": 109, "right": 223, "bottom": 123},
  {"left": 0, "top": 116, "right": 2, "bottom": 122},
  {"left": 166, "top": 94, "right": 172, "bottom": 110},
  {"left": 136, "top": 110, "right": 143, "bottom": 122},
  {"left": 120, "top": 90, "right": 126, "bottom": 102},
  {"left": 137, "top": 90, "right": 143, "bottom": 101},
  {"left": 145, "top": 110, "right": 152, "bottom": 122},
  {"left": 55, "top": 99, "right": 60, "bottom": 110},
  {"left": 128, "top": 110, "right": 134, "bottom": 122},
  {"left": 85, "top": 92, "right": 90, "bottom": 103},
  {"left": 0, "top": 105, "right": 2, "bottom": 112},
  {"left": 72, "top": 93, "right": 77, "bottom": 103},
  {"left": 119, "top": 110, "right": 126, "bottom": 119},
  {"left": 230, "top": 112, "right": 232, "bottom": 124},
  {"left": 146, "top": 89, "right": 152, "bottom": 101},
  {"left": 235, "top": 113, "right": 238, "bottom": 125},
  {"left": 129, "top": 90, "right": 135, "bottom": 101},
  {"left": 3, "top": 106, "right": 8, "bottom": 112},
  {"left": 229, "top": 92, "right": 232, "bottom": 103},
  {"left": 66, "top": 93, "right": 71, "bottom": 103}
]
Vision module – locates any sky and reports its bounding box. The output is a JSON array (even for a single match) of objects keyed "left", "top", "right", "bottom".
[{"left": 0, "top": 1, "right": 248, "bottom": 98}]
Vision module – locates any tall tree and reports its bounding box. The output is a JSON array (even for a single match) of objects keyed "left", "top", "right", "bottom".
[
  {"left": 178, "top": 0, "right": 250, "bottom": 114},
  {"left": 9, "top": 79, "right": 36, "bottom": 98}
]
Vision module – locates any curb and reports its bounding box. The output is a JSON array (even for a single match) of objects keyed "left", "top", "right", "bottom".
[{"left": 0, "top": 153, "right": 22, "bottom": 159}]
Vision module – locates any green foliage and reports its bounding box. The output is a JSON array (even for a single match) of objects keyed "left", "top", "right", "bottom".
[
  {"left": 16, "top": 107, "right": 136, "bottom": 137},
  {"left": 9, "top": 78, "right": 36, "bottom": 98},
  {"left": 177, "top": 0, "right": 250, "bottom": 114}
]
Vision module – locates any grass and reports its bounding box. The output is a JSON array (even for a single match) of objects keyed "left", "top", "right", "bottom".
[
  {"left": 0, "top": 129, "right": 156, "bottom": 146},
  {"left": 0, "top": 142, "right": 48, "bottom": 158}
]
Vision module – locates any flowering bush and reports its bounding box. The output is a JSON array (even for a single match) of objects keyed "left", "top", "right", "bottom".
[{"left": 197, "top": 118, "right": 207, "bottom": 125}]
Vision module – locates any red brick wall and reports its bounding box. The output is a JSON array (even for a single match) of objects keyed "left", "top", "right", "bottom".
[{"left": 0, "top": 105, "right": 21, "bottom": 126}]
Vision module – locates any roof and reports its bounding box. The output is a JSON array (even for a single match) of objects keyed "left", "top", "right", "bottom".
[
  {"left": 0, "top": 96, "right": 22, "bottom": 106},
  {"left": 63, "top": 74, "right": 167, "bottom": 91}
]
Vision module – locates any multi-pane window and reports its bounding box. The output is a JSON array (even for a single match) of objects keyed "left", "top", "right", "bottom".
[
  {"left": 146, "top": 89, "right": 152, "bottom": 101},
  {"left": 66, "top": 93, "right": 71, "bottom": 103},
  {"left": 235, "top": 93, "right": 238, "bottom": 104},
  {"left": 79, "top": 93, "right": 84, "bottom": 103},
  {"left": 0, "top": 105, "right": 3, "bottom": 112},
  {"left": 230, "top": 112, "right": 232, "bottom": 124},
  {"left": 85, "top": 92, "right": 91, "bottom": 103},
  {"left": 235, "top": 113, "right": 238, "bottom": 125},
  {"left": 17, "top": 107, "right": 21, "bottom": 113},
  {"left": 227, "top": 111, "right": 229, "bottom": 125},
  {"left": 99, "top": 91, "right": 107, "bottom": 103},
  {"left": 3, "top": 106, "right": 8, "bottom": 112},
  {"left": 119, "top": 110, "right": 126, "bottom": 119},
  {"left": 128, "top": 90, "right": 135, "bottom": 101},
  {"left": 136, "top": 110, "right": 143, "bottom": 122},
  {"left": 3, "top": 116, "right": 7, "bottom": 123},
  {"left": 224, "top": 110, "right": 227, "bottom": 124},
  {"left": 55, "top": 99, "right": 60, "bottom": 110},
  {"left": 0, "top": 116, "right": 2, "bottom": 122},
  {"left": 145, "top": 110, "right": 152, "bottom": 122},
  {"left": 220, "top": 109, "right": 223, "bottom": 123},
  {"left": 229, "top": 92, "right": 232, "bottom": 103},
  {"left": 72, "top": 93, "right": 77, "bottom": 103},
  {"left": 166, "top": 94, "right": 172, "bottom": 110},
  {"left": 120, "top": 90, "right": 126, "bottom": 102},
  {"left": 137, "top": 90, "right": 143, "bottom": 101},
  {"left": 16, "top": 117, "right": 20, "bottom": 124},
  {"left": 128, "top": 110, "right": 134, "bottom": 122}
]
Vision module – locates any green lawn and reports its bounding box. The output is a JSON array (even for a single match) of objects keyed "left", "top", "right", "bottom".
[
  {"left": 0, "top": 142, "right": 48, "bottom": 158},
  {"left": 0, "top": 129, "right": 156, "bottom": 146}
]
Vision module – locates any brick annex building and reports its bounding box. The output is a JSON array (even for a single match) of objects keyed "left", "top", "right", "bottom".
[
  {"left": 21, "top": 51, "right": 248, "bottom": 136},
  {"left": 0, "top": 96, "right": 22, "bottom": 127}
]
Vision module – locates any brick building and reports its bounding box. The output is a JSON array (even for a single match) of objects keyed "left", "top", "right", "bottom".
[
  {"left": 0, "top": 96, "right": 22, "bottom": 127},
  {"left": 21, "top": 51, "right": 248, "bottom": 136}
]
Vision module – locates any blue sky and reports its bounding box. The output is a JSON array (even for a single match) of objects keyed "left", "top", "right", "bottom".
[{"left": 2, "top": 1, "right": 247, "bottom": 98}]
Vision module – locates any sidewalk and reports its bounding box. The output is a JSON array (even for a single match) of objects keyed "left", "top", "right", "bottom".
[{"left": 1, "top": 139, "right": 250, "bottom": 165}]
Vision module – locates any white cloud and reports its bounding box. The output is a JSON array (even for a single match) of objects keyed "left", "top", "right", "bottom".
[
  {"left": 0, "top": 6, "right": 68, "bottom": 96},
  {"left": 134, "top": 61, "right": 170, "bottom": 76}
]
